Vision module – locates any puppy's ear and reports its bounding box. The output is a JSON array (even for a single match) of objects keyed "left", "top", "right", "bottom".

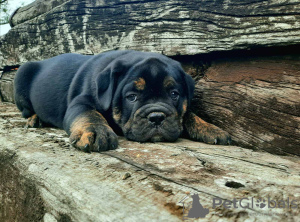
[
  {"left": 184, "top": 72, "right": 195, "bottom": 106},
  {"left": 94, "top": 60, "right": 127, "bottom": 111}
]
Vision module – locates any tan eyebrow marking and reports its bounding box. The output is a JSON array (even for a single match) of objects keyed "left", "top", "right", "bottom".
[
  {"left": 182, "top": 99, "right": 187, "bottom": 116},
  {"left": 134, "top": 77, "right": 146, "bottom": 90},
  {"left": 113, "top": 107, "right": 122, "bottom": 123},
  {"left": 163, "top": 76, "right": 176, "bottom": 88}
]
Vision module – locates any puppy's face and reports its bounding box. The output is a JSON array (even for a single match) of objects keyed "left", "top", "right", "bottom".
[{"left": 112, "top": 57, "right": 194, "bottom": 142}]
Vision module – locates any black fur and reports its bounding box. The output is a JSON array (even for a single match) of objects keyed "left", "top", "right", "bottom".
[{"left": 14, "top": 50, "right": 196, "bottom": 151}]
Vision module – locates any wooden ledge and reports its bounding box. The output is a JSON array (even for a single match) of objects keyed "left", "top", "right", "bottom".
[{"left": 0, "top": 102, "right": 299, "bottom": 221}]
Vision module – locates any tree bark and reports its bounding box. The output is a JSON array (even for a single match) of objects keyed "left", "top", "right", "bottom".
[
  {"left": 0, "top": 102, "right": 299, "bottom": 221},
  {"left": 1, "top": 0, "right": 300, "bottom": 67},
  {"left": 188, "top": 52, "right": 300, "bottom": 156}
]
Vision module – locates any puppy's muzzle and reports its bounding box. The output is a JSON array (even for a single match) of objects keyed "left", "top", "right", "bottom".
[
  {"left": 137, "top": 102, "right": 173, "bottom": 119},
  {"left": 122, "top": 102, "right": 182, "bottom": 142}
]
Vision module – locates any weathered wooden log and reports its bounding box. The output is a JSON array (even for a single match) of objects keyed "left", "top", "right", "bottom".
[
  {"left": 1, "top": 0, "right": 300, "bottom": 67},
  {"left": 186, "top": 51, "right": 300, "bottom": 156},
  {"left": 9, "top": 0, "right": 66, "bottom": 27},
  {"left": 0, "top": 70, "right": 16, "bottom": 103},
  {"left": 1, "top": 102, "right": 299, "bottom": 221}
]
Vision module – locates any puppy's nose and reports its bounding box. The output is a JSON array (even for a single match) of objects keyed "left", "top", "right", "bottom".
[{"left": 148, "top": 112, "right": 166, "bottom": 126}]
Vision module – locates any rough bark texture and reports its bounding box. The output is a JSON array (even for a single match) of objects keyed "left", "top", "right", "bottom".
[
  {"left": 0, "top": 150, "right": 45, "bottom": 222},
  {"left": 1, "top": 0, "right": 300, "bottom": 67},
  {"left": 1, "top": 102, "right": 299, "bottom": 222},
  {"left": 0, "top": 70, "right": 16, "bottom": 103},
  {"left": 9, "top": 0, "right": 67, "bottom": 27},
  {"left": 180, "top": 49, "right": 300, "bottom": 156}
]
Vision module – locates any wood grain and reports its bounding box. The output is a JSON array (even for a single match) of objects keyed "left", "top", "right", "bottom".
[
  {"left": 1, "top": 0, "right": 300, "bottom": 67},
  {"left": 0, "top": 102, "right": 299, "bottom": 221},
  {"left": 189, "top": 54, "right": 300, "bottom": 155}
]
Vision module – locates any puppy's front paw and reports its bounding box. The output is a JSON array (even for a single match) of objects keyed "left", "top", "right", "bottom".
[
  {"left": 69, "top": 112, "right": 118, "bottom": 152},
  {"left": 69, "top": 125, "right": 118, "bottom": 152},
  {"left": 184, "top": 112, "right": 231, "bottom": 145}
]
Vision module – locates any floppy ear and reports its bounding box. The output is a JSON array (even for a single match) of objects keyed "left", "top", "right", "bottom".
[
  {"left": 93, "top": 60, "right": 127, "bottom": 112},
  {"left": 184, "top": 72, "right": 195, "bottom": 106}
]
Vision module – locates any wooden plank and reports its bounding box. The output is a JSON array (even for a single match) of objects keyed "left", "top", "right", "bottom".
[
  {"left": 0, "top": 70, "right": 16, "bottom": 103},
  {"left": 190, "top": 53, "right": 300, "bottom": 155},
  {"left": 9, "top": 0, "right": 67, "bottom": 27},
  {"left": 0, "top": 102, "right": 299, "bottom": 221},
  {"left": 1, "top": 0, "right": 300, "bottom": 66}
]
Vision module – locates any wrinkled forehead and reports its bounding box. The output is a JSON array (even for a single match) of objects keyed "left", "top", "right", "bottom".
[{"left": 126, "top": 58, "right": 182, "bottom": 91}]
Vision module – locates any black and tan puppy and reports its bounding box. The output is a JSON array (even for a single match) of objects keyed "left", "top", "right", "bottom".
[{"left": 14, "top": 50, "right": 231, "bottom": 152}]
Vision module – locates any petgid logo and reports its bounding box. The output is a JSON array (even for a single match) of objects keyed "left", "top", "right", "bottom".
[
  {"left": 179, "top": 193, "right": 299, "bottom": 220},
  {"left": 212, "top": 197, "right": 298, "bottom": 209},
  {"left": 179, "top": 193, "right": 209, "bottom": 220}
]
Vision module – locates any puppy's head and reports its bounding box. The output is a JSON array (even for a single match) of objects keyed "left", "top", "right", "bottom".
[{"left": 110, "top": 53, "right": 195, "bottom": 142}]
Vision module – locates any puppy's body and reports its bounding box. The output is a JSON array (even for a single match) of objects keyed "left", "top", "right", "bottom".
[
  {"left": 15, "top": 53, "right": 88, "bottom": 128},
  {"left": 14, "top": 50, "right": 231, "bottom": 152}
]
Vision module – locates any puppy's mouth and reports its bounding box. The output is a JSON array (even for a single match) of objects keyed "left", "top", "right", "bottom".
[{"left": 122, "top": 102, "right": 183, "bottom": 142}]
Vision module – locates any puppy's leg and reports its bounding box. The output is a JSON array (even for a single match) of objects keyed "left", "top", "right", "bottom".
[
  {"left": 64, "top": 106, "right": 118, "bottom": 152},
  {"left": 183, "top": 112, "right": 231, "bottom": 145},
  {"left": 25, "top": 114, "right": 43, "bottom": 128}
]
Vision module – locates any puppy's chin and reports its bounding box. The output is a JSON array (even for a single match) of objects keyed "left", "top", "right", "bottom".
[
  {"left": 150, "top": 135, "right": 164, "bottom": 142},
  {"left": 124, "top": 127, "right": 181, "bottom": 143}
]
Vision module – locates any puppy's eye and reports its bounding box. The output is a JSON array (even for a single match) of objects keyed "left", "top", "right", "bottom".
[
  {"left": 126, "top": 94, "right": 138, "bottom": 102},
  {"left": 170, "top": 90, "right": 180, "bottom": 101}
]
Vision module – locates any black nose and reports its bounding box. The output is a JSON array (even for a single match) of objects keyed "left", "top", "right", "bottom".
[{"left": 148, "top": 112, "right": 166, "bottom": 126}]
